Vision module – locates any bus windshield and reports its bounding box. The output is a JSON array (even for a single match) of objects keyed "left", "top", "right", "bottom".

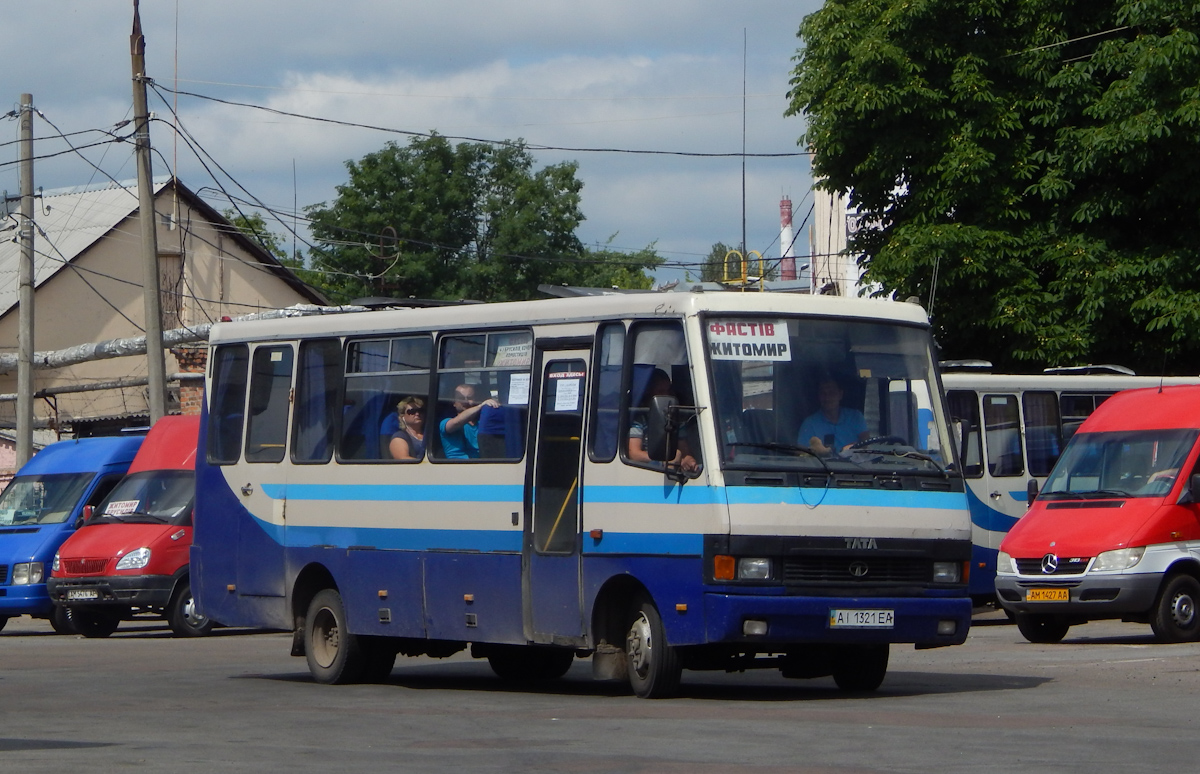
[
  {"left": 0, "top": 473, "right": 94, "bottom": 526},
  {"left": 1041, "top": 429, "right": 1198, "bottom": 500},
  {"left": 705, "top": 315, "right": 951, "bottom": 476}
]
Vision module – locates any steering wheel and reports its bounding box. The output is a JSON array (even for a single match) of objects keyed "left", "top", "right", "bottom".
[{"left": 849, "top": 435, "right": 907, "bottom": 450}]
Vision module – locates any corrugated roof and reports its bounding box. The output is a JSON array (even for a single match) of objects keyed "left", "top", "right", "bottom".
[{"left": 0, "top": 177, "right": 170, "bottom": 316}]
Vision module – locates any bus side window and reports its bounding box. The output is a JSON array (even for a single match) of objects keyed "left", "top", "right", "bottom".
[
  {"left": 245, "top": 345, "right": 295, "bottom": 464},
  {"left": 207, "top": 344, "right": 249, "bottom": 465},
  {"left": 1023, "top": 391, "right": 1061, "bottom": 476},
  {"left": 589, "top": 322, "right": 625, "bottom": 463},
  {"left": 983, "top": 394, "right": 1023, "bottom": 477},
  {"left": 292, "top": 339, "right": 341, "bottom": 464}
]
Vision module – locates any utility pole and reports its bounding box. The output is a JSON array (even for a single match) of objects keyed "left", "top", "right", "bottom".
[
  {"left": 131, "top": 0, "right": 167, "bottom": 422},
  {"left": 16, "top": 94, "right": 35, "bottom": 465}
]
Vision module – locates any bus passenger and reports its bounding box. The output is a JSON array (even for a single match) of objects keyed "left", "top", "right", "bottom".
[
  {"left": 439, "top": 384, "right": 500, "bottom": 459},
  {"left": 388, "top": 396, "right": 427, "bottom": 460},
  {"left": 799, "top": 378, "right": 869, "bottom": 455},
  {"left": 628, "top": 369, "right": 700, "bottom": 473}
]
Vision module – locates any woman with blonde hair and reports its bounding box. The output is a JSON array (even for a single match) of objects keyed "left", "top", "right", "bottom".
[{"left": 389, "top": 396, "right": 427, "bottom": 460}]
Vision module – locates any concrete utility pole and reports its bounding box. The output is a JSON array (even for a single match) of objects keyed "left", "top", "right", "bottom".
[
  {"left": 16, "top": 94, "right": 35, "bottom": 465},
  {"left": 131, "top": 0, "right": 167, "bottom": 422}
]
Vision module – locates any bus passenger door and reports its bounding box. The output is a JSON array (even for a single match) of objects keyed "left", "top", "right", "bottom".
[{"left": 524, "top": 349, "right": 590, "bottom": 645}]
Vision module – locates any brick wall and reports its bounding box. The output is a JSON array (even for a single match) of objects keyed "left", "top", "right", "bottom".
[{"left": 172, "top": 345, "right": 207, "bottom": 416}]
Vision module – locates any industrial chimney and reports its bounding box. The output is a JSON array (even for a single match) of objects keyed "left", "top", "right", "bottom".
[{"left": 779, "top": 197, "right": 796, "bottom": 281}]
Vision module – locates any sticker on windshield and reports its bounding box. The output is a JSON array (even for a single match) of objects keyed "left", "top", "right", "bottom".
[
  {"left": 105, "top": 500, "right": 140, "bottom": 516},
  {"left": 707, "top": 320, "right": 791, "bottom": 361}
]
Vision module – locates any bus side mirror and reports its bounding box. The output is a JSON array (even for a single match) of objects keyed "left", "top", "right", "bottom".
[
  {"left": 1026, "top": 479, "right": 1039, "bottom": 507},
  {"left": 75, "top": 504, "right": 94, "bottom": 528},
  {"left": 644, "top": 394, "right": 679, "bottom": 463}
]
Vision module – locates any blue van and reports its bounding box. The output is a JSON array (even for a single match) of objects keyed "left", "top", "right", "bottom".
[{"left": 0, "top": 436, "right": 143, "bottom": 632}]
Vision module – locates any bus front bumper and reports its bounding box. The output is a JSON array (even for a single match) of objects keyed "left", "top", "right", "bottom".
[{"left": 704, "top": 593, "right": 972, "bottom": 647}]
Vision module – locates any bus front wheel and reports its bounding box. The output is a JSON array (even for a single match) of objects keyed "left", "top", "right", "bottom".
[
  {"left": 625, "top": 593, "right": 681, "bottom": 699},
  {"left": 305, "top": 589, "right": 364, "bottom": 684}
]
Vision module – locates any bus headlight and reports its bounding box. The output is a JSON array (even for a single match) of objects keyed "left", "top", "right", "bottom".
[
  {"left": 737, "top": 558, "right": 772, "bottom": 580},
  {"left": 115, "top": 548, "right": 151, "bottom": 571},
  {"left": 996, "top": 551, "right": 1016, "bottom": 575},
  {"left": 932, "top": 561, "right": 961, "bottom": 583},
  {"left": 1092, "top": 547, "right": 1144, "bottom": 572},
  {"left": 12, "top": 562, "right": 44, "bottom": 585}
]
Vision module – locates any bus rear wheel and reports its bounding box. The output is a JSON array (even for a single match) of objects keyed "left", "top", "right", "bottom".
[
  {"left": 625, "top": 593, "right": 681, "bottom": 699},
  {"left": 305, "top": 589, "right": 364, "bottom": 684}
]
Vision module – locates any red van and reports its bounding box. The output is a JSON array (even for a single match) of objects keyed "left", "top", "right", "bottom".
[
  {"left": 995, "top": 385, "right": 1200, "bottom": 643},
  {"left": 47, "top": 416, "right": 211, "bottom": 638}
]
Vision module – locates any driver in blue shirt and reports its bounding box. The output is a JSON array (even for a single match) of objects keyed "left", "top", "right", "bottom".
[{"left": 798, "top": 378, "right": 870, "bottom": 455}]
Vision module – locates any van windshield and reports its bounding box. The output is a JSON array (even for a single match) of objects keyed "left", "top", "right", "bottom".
[
  {"left": 92, "top": 470, "right": 195, "bottom": 525},
  {"left": 1042, "top": 429, "right": 1198, "bottom": 500},
  {"left": 0, "top": 473, "right": 94, "bottom": 526}
]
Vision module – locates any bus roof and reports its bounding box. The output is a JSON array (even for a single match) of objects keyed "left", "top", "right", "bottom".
[{"left": 207, "top": 292, "right": 931, "bottom": 345}]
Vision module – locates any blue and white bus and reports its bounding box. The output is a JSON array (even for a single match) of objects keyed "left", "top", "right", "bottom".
[
  {"left": 192, "top": 292, "right": 972, "bottom": 697},
  {"left": 942, "top": 366, "right": 1200, "bottom": 603}
]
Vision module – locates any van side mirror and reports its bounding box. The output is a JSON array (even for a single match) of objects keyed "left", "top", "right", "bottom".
[
  {"left": 1186, "top": 474, "right": 1200, "bottom": 505},
  {"left": 75, "top": 504, "right": 94, "bottom": 528},
  {"left": 644, "top": 394, "right": 679, "bottom": 462},
  {"left": 1026, "top": 479, "right": 1039, "bottom": 507}
]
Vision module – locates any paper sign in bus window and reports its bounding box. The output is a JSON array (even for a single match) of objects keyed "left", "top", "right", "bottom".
[
  {"left": 555, "top": 379, "right": 581, "bottom": 412},
  {"left": 707, "top": 320, "right": 791, "bottom": 361},
  {"left": 105, "top": 500, "right": 140, "bottom": 515}
]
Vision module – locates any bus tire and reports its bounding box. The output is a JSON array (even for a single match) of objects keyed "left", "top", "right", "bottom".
[
  {"left": 72, "top": 609, "right": 120, "bottom": 638},
  {"left": 832, "top": 643, "right": 889, "bottom": 691},
  {"left": 167, "top": 579, "right": 214, "bottom": 638},
  {"left": 487, "top": 645, "right": 574, "bottom": 681},
  {"left": 625, "top": 593, "right": 681, "bottom": 699},
  {"left": 0, "top": 616, "right": 8, "bottom": 632},
  {"left": 1015, "top": 612, "right": 1070, "bottom": 643},
  {"left": 50, "top": 605, "right": 76, "bottom": 635},
  {"left": 1151, "top": 574, "right": 1200, "bottom": 643},
  {"left": 305, "top": 589, "right": 364, "bottom": 684}
]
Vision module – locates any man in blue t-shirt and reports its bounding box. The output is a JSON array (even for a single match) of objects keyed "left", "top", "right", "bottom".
[
  {"left": 439, "top": 384, "right": 499, "bottom": 459},
  {"left": 798, "top": 378, "right": 869, "bottom": 455}
]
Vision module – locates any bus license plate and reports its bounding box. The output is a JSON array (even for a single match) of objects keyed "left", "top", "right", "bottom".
[
  {"left": 1026, "top": 588, "right": 1069, "bottom": 602},
  {"left": 66, "top": 589, "right": 99, "bottom": 601},
  {"left": 829, "top": 609, "right": 895, "bottom": 629}
]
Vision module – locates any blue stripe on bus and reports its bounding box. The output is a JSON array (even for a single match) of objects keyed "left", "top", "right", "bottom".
[
  {"left": 250, "top": 516, "right": 701, "bottom": 555},
  {"left": 725, "top": 487, "right": 967, "bottom": 509},
  {"left": 259, "top": 482, "right": 964, "bottom": 509},
  {"left": 965, "top": 485, "right": 1021, "bottom": 533}
]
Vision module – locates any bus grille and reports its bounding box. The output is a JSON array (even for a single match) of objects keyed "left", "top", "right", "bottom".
[
  {"left": 782, "top": 557, "right": 932, "bottom": 584},
  {"left": 0, "top": 565, "right": 7, "bottom": 584},
  {"left": 1015, "top": 558, "right": 1089, "bottom": 576},
  {"left": 63, "top": 558, "right": 109, "bottom": 575}
]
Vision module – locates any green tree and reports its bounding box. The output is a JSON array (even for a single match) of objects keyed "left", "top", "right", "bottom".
[
  {"left": 787, "top": 0, "right": 1200, "bottom": 372},
  {"left": 306, "top": 135, "right": 661, "bottom": 303}
]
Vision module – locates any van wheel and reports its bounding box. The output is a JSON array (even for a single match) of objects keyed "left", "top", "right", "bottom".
[
  {"left": 1151, "top": 574, "right": 1200, "bottom": 643},
  {"left": 1015, "top": 613, "right": 1070, "bottom": 643},
  {"left": 625, "top": 593, "right": 681, "bottom": 699},
  {"left": 168, "top": 579, "right": 214, "bottom": 637},
  {"left": 305, "top": 589, "right": 365, "bottom": 684},
  {"left": 50, "top": 605, "right": 76, "bottom": 635},
  {"left": 0, "top": 616, "right": 8, "bottom": 632},
  {"left": 72, "top": 610, "right": 120, "bottom": 638},
  {"left": 832, "top": 644, "right": 889, "bottom": 691}
]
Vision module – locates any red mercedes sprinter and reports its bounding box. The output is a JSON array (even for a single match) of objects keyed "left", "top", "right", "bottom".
[
  {"left": 47, "top": 416, "right": 211, "bottom": 637},
  {"left": 996, "top": 385, "right": 1200, "bottom": 643}
]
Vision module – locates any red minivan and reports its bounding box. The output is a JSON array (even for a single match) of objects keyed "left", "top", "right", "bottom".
[
  {"left": 47, "top": 416, "right": 211, "bottom": 637},
  {"left": 995, "top": 385, "right": 1200, "bottom": 643}
]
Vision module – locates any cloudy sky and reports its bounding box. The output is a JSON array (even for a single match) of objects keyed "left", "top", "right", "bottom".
[{"left": 5, "top": 1, "right": 825, "bottom": 286}]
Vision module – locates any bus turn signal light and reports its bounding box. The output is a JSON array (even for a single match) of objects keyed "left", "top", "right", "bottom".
[{"left": 714, "top": 555, "right": 735, "bottom": 581}]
